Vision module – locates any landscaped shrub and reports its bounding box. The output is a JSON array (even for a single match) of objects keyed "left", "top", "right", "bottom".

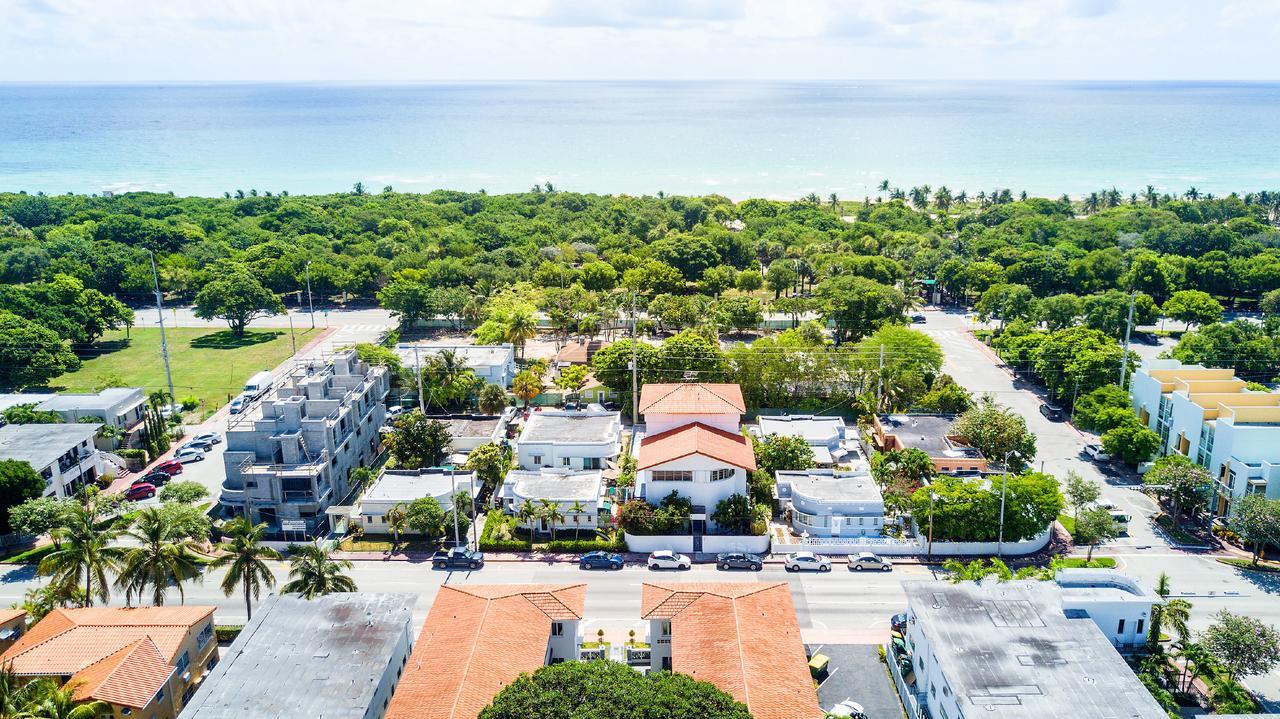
[
  {"left": 179, "top": 395, "right": 200, "bottom": 411},
  {"left": 479, "top": 512, "right": 526, "bottom": 552},
  {"left": 116, "top": 449, "right": 146, "bottom": 459},
  {"left": 546, "top": 537, "right": 625, "bottom": 553},
  {"left": 215, "top": 625, "right": 244, "bottom": 643}
]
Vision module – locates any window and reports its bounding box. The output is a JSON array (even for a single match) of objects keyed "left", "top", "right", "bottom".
[
  {"left": 561, "top": 457, "right": 571, "bottom": 467},
  {"left": 709, "top": 468, "right": 734, "bottom": 482},
  {"left": 155, "top": 686, "right": 165, "bottom": 703},
  {"left": 652, "top": 470, "right": 692, "bottom": 482},
  {"left": 1136, "top": 619, "right": 1145, "bottom": 635},
  {"left": 583, "top": 457, "right": 602, "bottom": 470},
  {"left": 176, "top": 650, "right": 190, "bottom": 675},
  {"left": 551, "top": 622, "right": 564, "bottom": 636},
  {"left": 1117, "top": 619, "right": 1125, "bottom": 635},
  {"left": 197, "top": 622, "right": 213, "bottom": 651},
  {"left": 532, "top": 455, "right": 543, "bottom": 466}
]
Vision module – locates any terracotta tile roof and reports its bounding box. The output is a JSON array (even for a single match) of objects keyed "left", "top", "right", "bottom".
[
  {"left": 636, "top": 422, "right": 757, "bottom": 471},
  {"left": 68, "top": 637, "right": 172, "bottom": 709},
  {"left": 0, "top": 606, "right": 212, "bottom": 702},
  {"left": 556, "top": 340, "right": 604, "bottom": 365},
  {"left": 638, "top": 383, "right": 745, "bottom": 415},
  {"left": 641, "top": 583, "right": 822, "bottom": 719},
  {"left": 386, "top": 584, "right": 586, "bottom": 719},
  {"left": 0, "top": 609, "right": 26, "bottom": 627}
]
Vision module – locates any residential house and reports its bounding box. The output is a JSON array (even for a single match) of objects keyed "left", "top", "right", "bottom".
[
  {"left": 554, "top": 338, "right": 605, "bottom": 367},
  {"left": 182, "top": 594, "right": 415, "bottom": 719},
  {"left": 220, "top": 349, "right": 388, "bottom": 538},
  {"left": 872, "top": 414, "right": 987, "bottom": 474},
  {"left": 37, "top": 388, "right": 147, "bottom": 431},
  {"left": 1130, "top": 359, "right": 1280, "bottom": 516},
  {"left": 353, "top": 469, "right": 480, "bottom": 535},
  {"left": 896, "top": 572, "right": 1164, "bottom": 719},
  {"left": 756, "top": 414, "right": 865, "bottom": 467},
  {"left": 0, "top": 610, "right": 25, "bottom": 652},
  {"left": 385, "top": 584, "right": 586, "bottom": 719},
  {"left": 395, "top": 343, "right": 516, "bottom": 388},
  {"left": 499, "top": 468, "right": 605, "bottom": 535},
  {"left": 427, "top": 410, "right": 513, "bottom": 455},
  {"left": 516, "top": 408, "right": 621, "bottom": 470},
  {"left": 638, "top": 382, "right": 744, "bottom": 435},
  {"left": 0, "top": 606, "right": 218, "bottom": 719},
  {"left": 0, "top": 393, "right": 55, "bottom": 417},
  {"left": 774, "top": 468, "right": 885, "bottom": 538},
  {"left": 0, "top": 423, "right": 103, "bottom": 498},
  {"left": 641, "top": 582, "right": 822, "bottom": 719}
]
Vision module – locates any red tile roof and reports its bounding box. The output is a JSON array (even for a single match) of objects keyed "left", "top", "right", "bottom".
[
  {"left": 386, "top": 584, "right": 586, "bottom": 719},
  {"left": 0, "top": 609, "right": 26, "bottom": 627},
  {"left": 641, "top": 583, "right": 822, "bottom": 719},
  {"left": 556, "top": 340, "right": 605, "bottom": 365},
  {"left": 638, "top": 383, "right": 745, "bottom": 415},
  {"left": 636, "top": 422, "right": 757, "bottom": 471},
  {"left": 0, "top": 606, "right": 213, "bottom": 709}
]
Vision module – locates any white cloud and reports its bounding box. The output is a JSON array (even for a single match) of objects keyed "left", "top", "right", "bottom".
[{"left": 0, "top": 0, "right": 1275, "bottom": 81}]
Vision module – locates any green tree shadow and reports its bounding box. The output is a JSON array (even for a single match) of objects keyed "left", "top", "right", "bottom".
[{"left": 189, "top": 329, "right": 284, "bottom": 350}]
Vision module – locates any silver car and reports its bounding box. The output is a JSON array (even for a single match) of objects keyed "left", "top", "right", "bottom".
[
  {"left": 848, "top": 552, "right": 892, "bottom": 572},
  {"left": 784, "top": 552, "right": 832, "bottom": 572}
]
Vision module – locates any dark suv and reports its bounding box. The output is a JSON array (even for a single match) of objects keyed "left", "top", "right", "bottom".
[
  {"left": 1039, "top": 403, "right": 1065, "bottom": 421},
  {"left": 716, "top": 552, "right": 763, "bottom": 571},
  {"left": 432, "top": 547, "right": 484, "bottom": 570}
]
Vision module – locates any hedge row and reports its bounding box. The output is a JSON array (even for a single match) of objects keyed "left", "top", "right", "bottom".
[{"left": 479, "top": 512, "right": 527, "bottom": 552}]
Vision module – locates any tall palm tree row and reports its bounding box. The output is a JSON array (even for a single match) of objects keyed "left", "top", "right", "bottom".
[
  {"left": 209, "top": 518, "right": 281, "bottom": 621},
  {"left": 538, "top": 499, "right": 564, "bottom": 542},
  {"left": 115, "top": 507, "right": 205, "bottom": 606},
  {"left": 517, "top": 499, "right": 538, "bottom": 550},
  {"left": 280, "top": 545, "right": 357, "bottom": 599},
  {"left": 37, "top": 504, "right": 125, "bottom": 607}
]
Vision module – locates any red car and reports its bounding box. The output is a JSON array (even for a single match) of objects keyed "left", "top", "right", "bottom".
[
  {"left": 153, "top": 460, "right": 183, "bottom": 476},
  {"left": 124, "top": 483, "right": 156, "bottom": 501}
]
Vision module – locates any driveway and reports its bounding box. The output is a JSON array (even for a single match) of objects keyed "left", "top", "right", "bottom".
[
  {"left": 808, "top": 643, "right": 904, "bottom": 719},
  {"left": 918, "top": 310, "right": 1168, "bottom": 551}
]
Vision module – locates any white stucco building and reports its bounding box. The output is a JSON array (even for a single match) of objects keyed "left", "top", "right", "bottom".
[
  {"left": 354, "top": 469, "right": 479, "bottom": 535},
  {"left": 515, "top": 408, "right": 621, "bottom": 471},
  {"left": 0, "top": 423, "right": 103, "bottom": 498},
  {"left": 896, "top": 571, "right": 1164, "bottom": 719},
  {"left": 1130, "top": 359, "right": 1280, "bottom": 517},
  {"left": 499, "top": 468, "right": 605, "bottom": 535},
  {"left": 394, "top": 343, "right": 516, "bottom": 388},
  {"left": 774, "top": 468, "right": 884, "bottom": 537},
  {"left": 756, "top": 414, "right": 864, "bottom": 467}
]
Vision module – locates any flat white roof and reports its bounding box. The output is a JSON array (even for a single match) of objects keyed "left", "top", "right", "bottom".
[
  {"left": 394, "top": 343, "right": 514, "bottom": 368},
  {"left": 362, "top": 469, "right": 477, "bottom": 504}
]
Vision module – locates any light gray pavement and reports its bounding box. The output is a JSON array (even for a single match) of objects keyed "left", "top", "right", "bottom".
[{"left": 131, "top": 306, "right": 393, "bottom": 331}]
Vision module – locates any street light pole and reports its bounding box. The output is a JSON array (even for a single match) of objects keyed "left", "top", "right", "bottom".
[
  {"left": 927, "top": 491, "right": 938, "bottom": 561},
  {"left": 148, "top": 251, "right": 177, "bottom": 405},
  {"left": 305, "top": 260, "right": 316, "bottom": 330},
  {"left": 997, "top": 450, "right": 1011, "bottom": 557},
  {"left": 1119, "top": 290, "right": 1136, "bottom": 387}
]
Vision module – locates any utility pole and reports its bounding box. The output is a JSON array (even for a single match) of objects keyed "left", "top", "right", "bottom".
[
  {"left": 630, "top": 292, "right": 639, "bottom": 424},
  {"left": 413, "top": 346, "right": 425, "bottom": 413},
  {"left": 875, "top": 343, "right": 885, "bottom": 412},
  {"left": 467, "top": 472, "right": 478, "bottom": 550},
  {"left": 287, "top": 311, "right": 297, "bottom": 355},
  {"left": 997, "top": 450, "right": 1011, "bottom": 557},
  {"left": 927, "top": 491, "right": 938, "bottom": 561},
  {"left": 305, "top": 260, "right": 316, "bottom": 330},
  {"left": 1119, "top": 290, "right": 1136, "bottom": 387},
  {"left": 148, "top": 251, "right": 176, "bottom": 405}
]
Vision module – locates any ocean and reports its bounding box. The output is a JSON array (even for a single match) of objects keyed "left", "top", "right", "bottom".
[{"left": 2, "top": 81, "right": 1280, "bottom": 200}]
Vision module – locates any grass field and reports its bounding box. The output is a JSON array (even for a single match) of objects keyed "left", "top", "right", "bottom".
[{"left": 55, "top": 327, "right": 318, "bottom": 413}]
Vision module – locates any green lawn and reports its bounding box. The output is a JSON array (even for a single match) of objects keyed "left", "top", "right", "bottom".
[{"left": 55, "top": 327, "right": 318, "bottom": 413}]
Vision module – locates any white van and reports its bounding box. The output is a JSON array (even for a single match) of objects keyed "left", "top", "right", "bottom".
[{"left": 242, "top": 370, "right": 274, "bottom": 399}]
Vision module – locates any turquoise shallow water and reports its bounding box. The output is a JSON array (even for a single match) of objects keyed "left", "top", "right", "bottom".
[{"left": 2, "top": 81, "right": 1279, "bottom": 199}]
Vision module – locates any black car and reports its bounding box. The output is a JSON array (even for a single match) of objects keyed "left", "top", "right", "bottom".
[
  {"left": 1136, "top": 332, "right": 1161, "bottom": 345},
  {"left": 139, "top": 471, "right": 171, "bottom": 486},
  {"left": 716, "top": 552, "right": 763, "bottom": 571},
  {"left": 579, "top": 551, "right": 624, "bottom": 570},
  {"left": 432, "top": 547, "right": 484, "bottom": 570},
  {"left": 891, "top": 612, "right": 908, "bottom": 632},
  {"left": 1039, "top": 403, "right": 1065, "bottom": 421},
  {"left": 910, "top": 314, "right": 927, "bottom": 324}
]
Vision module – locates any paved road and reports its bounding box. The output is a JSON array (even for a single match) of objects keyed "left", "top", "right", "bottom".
[{"left": 131, "top": 306, "right": 393, "bottom": 331}]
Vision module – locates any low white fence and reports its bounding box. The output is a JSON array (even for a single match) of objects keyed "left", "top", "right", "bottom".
[
  {"left": 623, "top": 533, "right": 770, "bottom": 554},
  {"left": 771, "top": 526, "right": 1052, "bottom": 557}
]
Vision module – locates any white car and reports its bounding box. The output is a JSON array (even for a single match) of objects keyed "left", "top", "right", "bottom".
[
  {"left": 647, "top": 550, "right": 691, "bottom": 571},
  {"left": 1083, "top": 444, "right": 1111, "bottom": 462},
  {"left": 848, "top": 552, "right": 892, "bottom": 572},
  {"left": 228, "top": 395, "right": 248, "bottom": 414},
  {"left": 191, "top": 431, "right": 222, "bottom": 445},
  {"left": 785, "top": 552, "right": 832, "bottom": 572},
  {"left": 829, "top": 700, "right": 866, "bottom": 719},
  {"left": 174, "top": 446, "right": 206, "bottom": 463}
]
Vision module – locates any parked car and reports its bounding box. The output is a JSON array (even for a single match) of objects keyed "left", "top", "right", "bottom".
[
  {"left": 228, "top": 395, "right": 248, "bottom": 414},
  {"left": 579, "top": 551, "right": 623, "bottom": 570},
  {"left": 784, "top": 552, "right": 832, "bottom": 572},
  {"left": 716, "top": 552, "right": 763, "bottom": 571},
  {"left": 174, "top": 447, "right": 206, "bottom": 463},
  {"left": 891, "top": 612, "right": 908, "bottom": 632},
  {"left": 124, "top": 483, "right": 156, "bottom": 501},
  {"left": 910, "top": 314, "right": 927, "bottom": 324},
  {"left": 1039, "top": 403, "right": 1066, "bottom": 421},
  {"left": 153, "top": 459, "right": 183, "bottom": 476},
  {"left": 191, "top": 431, "right": 222, "bottom": 445},
  {"left": 432, "top": 547, "right": 484, "bottom": 570},
  {"left": 386, "top": 405, "right": 407, "bottom": 419},
  {"left": 1136, "top": 332, "right": 1161, "bottom": 345},
  {"left": 828, "top": 700, "right": 867, "bottom": 719},
  {"left": 180, "top": 438, "right": 214, "bottom": 453},
  {"left": 138, "top": 471, "right": 171, "bottom": 486},
  {"left": 848, "top": 552, "right": 892, "bottom": 572},
  {"left": 1083, "top": 443, "right": 1111, "bottom": 462},
  {"left": 646, "top": 550, "right": 691, "bottom": 571}
]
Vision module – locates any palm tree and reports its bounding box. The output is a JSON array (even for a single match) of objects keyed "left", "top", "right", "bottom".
[
  {"left": 567, "top": 501, "right": 588, "bottom": 538},
  {"left": 18, "top": 583, "right": 85, "bottom": 624},
  {"left": 517, "top": 500, "right": 538, "bottom": 550},
  {"left": 827, "top": 193, "right": 839, "bottom": 213},
  {"left": 209, "top": 518, "right": 280, "bottom": 622},
  {"left": 503, "top": 309, "right": 539, "bottom": 360},
  {"left": 1185, "top": 187, "right": 1200, "bottom": 201},
  {"left": 385, "top": 504, "right": 407, "bottom": 550},
  {"left": 21, "top": 683, "right": 108, "bottom": 719},
  {"left": 115, "top": 507, "right": 204, "bottom": 606},
  {"left": 37, "top": 505, "right": 124, "bottom": 608},
  {"left": 0, "top": 666, "right": 55, "bottom": 717},
  {"left": 1143, "top": 185, "right": 1159, "bottom": 208},
  {"left": 537, "top": 499, "right": 564, "bottom": 542},
  {"left": 280, "top": 545, "right": 357, "bottom": 599},
  {"left": 877, "top": 180, "right": 890, "bottom": 196}
]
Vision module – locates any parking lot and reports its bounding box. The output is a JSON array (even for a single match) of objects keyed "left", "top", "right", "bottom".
[{"left": 808, "top": 643, "right": 905, "bottom": 719}]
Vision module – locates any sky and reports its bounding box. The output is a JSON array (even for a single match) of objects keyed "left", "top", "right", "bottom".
[{"left": 3, "top": 0, "right": 1280, "bottom": 83}]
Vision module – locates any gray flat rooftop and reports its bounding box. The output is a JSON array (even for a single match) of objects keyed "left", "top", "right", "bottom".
[
  {"left": 395, "top": 343, "right": 513, "bottom": 367},
  {"left": 775, "top": 469, "right": 883, "bottom": 503},
  {"left": 879, "top": 414, "right": 981, "bottom": 458},
  {"left": 0, "top": 423, "right": 98, "bottom": 470},
  {"left": 37, "top": 388, "right": 142, "bottom": 412},
  {"left": 520, "top": 410, "right": 620, "bottom": 443},
  {"left": 758, "top": 415, "right": 845, "bottom": 443},
  {"left": 363, "top": 469, "right": 476, "bottom": 503},
  {"left": 505, "top": 469, "right": 603, "bottom": 502},
  {"left": 0, "top": 393, "right": 55, "bottom": 413},
  {"left": 435, "top": 415, "right": 504, "bottom": 439},
  {"left": 903, "top": 580, "right": 1166, "bottom": 719},
  {"left": 181, "top": 593, "right": 416, "bottom": 719}
]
